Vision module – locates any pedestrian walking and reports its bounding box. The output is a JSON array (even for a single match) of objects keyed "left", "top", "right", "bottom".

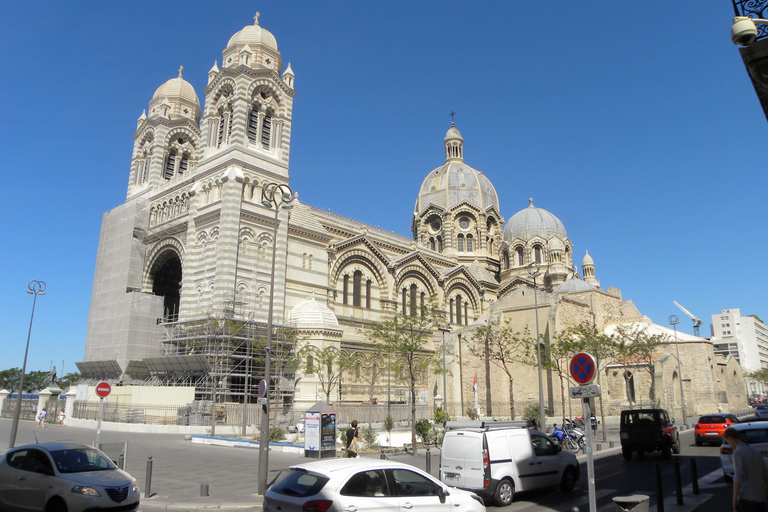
[
  {"left": 718, "top": 402, "right": 724, "bottom": 414},
  {"left": 723, "top": 427, "right": 766, "bottom": 512},
  {"left": 345, "top": 420, "right": 361, "bottom": 458},
  {"left": 58, "top": 409, "right": 66, "bottom": 426},
  {"left": 37, "top": 408, "right": 47, "bottom": 428}
]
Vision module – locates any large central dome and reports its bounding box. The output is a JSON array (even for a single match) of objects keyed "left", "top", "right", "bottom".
[{"left": 414, "top": 124, "right": 499, "bottom": 215}]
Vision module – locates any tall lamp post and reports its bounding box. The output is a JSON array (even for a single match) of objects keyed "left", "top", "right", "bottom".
[
  {"left": 437, "top": 323, "right": 451, "bottom": 422},
  {"left": 9, "top": 280, "right": 46, "bottom": 449},
  {"left": 669, "top": 315, "right": 687, "bottom": 428},
  {"left": 527, "top": 262, "right": 546, "bottom": 432},
  {"left": 258, "top": 183, "right": 295, "bottom": 495}
]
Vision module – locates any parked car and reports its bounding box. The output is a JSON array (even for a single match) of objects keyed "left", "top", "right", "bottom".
[
  {"left": 620, "top": 408, "right": 680, "bottom": 460},
  {"left": 264, "top": 458, "right": 486, "bottom": 512},
  {"left": 439, "top": 421, "right": 580, "bottom": 507},
  {"left": 755, "top": 404, "right": 768, "bottom": 418},
  {"left": 720, "top": 421, "right": 768, "bottom": 481},
  {"left": 694, "top": 414, "right": 740, "bottom": 446},
  {"left": 0, "top": 442, "right": 140, "bottom": 512}
]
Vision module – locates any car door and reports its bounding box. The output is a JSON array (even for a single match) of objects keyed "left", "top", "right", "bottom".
[
  {"left": 529, "top": 434, "right": 562, "bottom": 488},
  {"left": 388, "top": 468, "right": 447, "bottom": 512},
  {"left": 2, "top": 449, "right": 52, "bottom": 511},
  {"left": 337, "top": 469, "right": 399, "bottom": 512}
]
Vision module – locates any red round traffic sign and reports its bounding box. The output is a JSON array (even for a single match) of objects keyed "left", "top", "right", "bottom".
[
  {"left": 258, "top": 379, "right": 267, "bottom": 397},
  {"left": 569, "top": 352, "right": 597, "bottom": 385},
  {"left": 95, "top": 381, "right": 112, "bottom": 398}
]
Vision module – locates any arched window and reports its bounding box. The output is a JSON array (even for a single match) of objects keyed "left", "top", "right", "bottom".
[
  {"left": 464, "top": 302, "right": 469, "bottom": 325},
  {"left": 449, "top": 298, "right": 454, "bottom": 324},
  {"left": 306, "top": 355, "right": 314, "bottom": 373},
  {"left": 625, "top": 371, "right": 636, "bottom": 403},
  {"left": 217, "top": 109, "right": 230, "bottom": 148},
  {"left": 467, "top": 234, "right": 474, "bottom": 252},
  {"left": 365, "top": 279, "right": 371, "bottom": 309},
  {"left": 261, "top": 111, "right": 272, "bottom": 149},
  {"left": 456, "top": 295, "right": 463, "bottom": 325},
  {"left": 420, "top": 292, "right": 425, "bottom": 318},
  {"left": 437, "top": 236, "right": 443, "bottom": 253},
  {"left": 402, "top": 288, "right": 407, "bottom": 314},
  {"left": 430, "top": 237, "right": 435, "bottom": 251},
  {"left": 353, "top": 270, "right": 362, "bottom": 307},
  {"left": 343, "top": 275, "right": 349, "bottom": 305},
  {"left": 489, "top": 238, "right": 494, "bottom": 253},
  {"left": 534, "top": 245, "right": 543, "bottom": 264},
  {"left": 247, "top": 108, "right": 259, "bottom": 144},
  {"left": 164, "top": 149, "right": 177, "bottom": 180},
  {"left": 516, "top": 247, "right": 524, "bottom": 266},
  {"left": 457, "top": 234, "right": 464, "bottom": 252},
  {"left": 409, "top": 284, "right": 417, "bottom": 317},
  {"left": 308, "top": 255, "right": 313, "bottom": 270},
  {"left": 372, "top": 363, "right": 378, "bottom": 384},
  {"left": 503, "top": 251, "right": 510, "bottom": 269},
  {"left": 178, "top": 153, "right": 189, "bottom": 175}
]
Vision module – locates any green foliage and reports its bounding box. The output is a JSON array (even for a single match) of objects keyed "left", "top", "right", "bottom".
[
  {"left": 269, "top": 426, "right": 285, "bottom": 442},
  {"left": 466, "top": 407, "right": 479, "bottom": 420},
  {"left": 297, "top": 345, "right": 355, "bottom": 404},
  {"left": 383, "top": 415, "right": 395, "bottom": 434},
  {"left": 362, "top": 423, "right": 379, "bottom": 449},
  {"left": 523, "top": 403, "right": 540, "bottom": 430},
  {"left": 434, "top": 407, "right": 450, "bottom": 425},
  {"left": 415, "top": 419, "right": 432, "bottom": 444}
]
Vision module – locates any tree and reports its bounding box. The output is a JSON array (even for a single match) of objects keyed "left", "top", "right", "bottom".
[
  {"left": 360, "top": 300, "right": 443, "bottom": 456},
  {"left": 612, "top": 324, "right": 667, "bottom": 406},
  {"left": 469, "top": 319, "right": 536, "bottom": 419},
  {"left": 57, "top": 372, "right": 82, "bottom": 391},
  {"left": 297, "top": 345, "right": 354, "bottom": 404},
  {"left": 544, "top": 331, "right": 581, "bottom": 423},
  {"left": 0, "top": 368, "right": 22, "bottom": 392},
  {"left": 563, "top": 323, "right": 619, "bottom": 440}
]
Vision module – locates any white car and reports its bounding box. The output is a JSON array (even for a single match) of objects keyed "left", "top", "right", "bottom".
[
  {"left": 264, "top": 458, "right": 486, "bottom": 512},
  {"left": 719, "top": 422, "right": 768, "bottom": 480},
  {"left": 0, "top": 442, "right": 140, "bottom": 512},
  {"left": 755, "top": 404, "right": 768, "bottom": 418}
]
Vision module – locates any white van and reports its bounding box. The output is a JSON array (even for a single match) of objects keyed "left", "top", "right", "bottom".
[{"left": 440, "top": 420, "right": 580, "bottom": 506}]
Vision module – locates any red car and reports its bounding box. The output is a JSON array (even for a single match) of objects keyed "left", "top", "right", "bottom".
[{"left": 695, "top": 414, "right": 740, "bottom": 446}]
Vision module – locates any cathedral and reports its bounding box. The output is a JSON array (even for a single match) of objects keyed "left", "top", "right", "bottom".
[{"left": 81, "top": 14, "right": 746, "bottom": 420}]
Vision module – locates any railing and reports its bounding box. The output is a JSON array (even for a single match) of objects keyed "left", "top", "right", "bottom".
[{"left": 733, "top": 0, "right": 768, "bottom": 40}]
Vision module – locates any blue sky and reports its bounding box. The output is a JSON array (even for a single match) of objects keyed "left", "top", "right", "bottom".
[{"left": 1, "top": 2, "right": 765, "bottom": 376}]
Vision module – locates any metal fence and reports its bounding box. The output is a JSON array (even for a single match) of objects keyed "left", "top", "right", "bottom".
[{"left": 0, "top": 398, "right": 38, "bottom": 421}]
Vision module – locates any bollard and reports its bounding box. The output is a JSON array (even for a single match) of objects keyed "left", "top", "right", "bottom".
[
  {"left": 119, "top": 449, "right": 125, "bottom": 470},
  {"left": 595, "top": 443, "right": 601, "bottom": 451},
  {"left": 201, "top": 484, "right": 209, "bottom": 497},
  {"left": 609, "top": 441, "right": 615, "bottom": 448},
  {"left": 425, "top": 447, "right": 432, "bottom": 474},
  {"left": 690, "top": 459, "right": 699, "bottom": 495},
  {"left": 144, "top": 456, "right": 153, "bottom": 499},
  {"left": 654, "top": 463, "right": 664, "bottom": 512},
  {"left": 674, "top": 458, "right": 683, "bottom": 505}
]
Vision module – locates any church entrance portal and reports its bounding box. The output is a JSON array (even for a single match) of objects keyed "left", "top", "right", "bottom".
[{"left": 151, "top": 251, "right": 182, "bottom": 321}]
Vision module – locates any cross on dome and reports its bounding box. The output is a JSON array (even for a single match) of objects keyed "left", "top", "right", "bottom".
[
  {"left": 449, "top": 110, "right": 456, "bottom": 124},
  {"left": 254, "top": 12, "right": 261, "bottom": 25},
  {"left": 178, "top": 65, "right": 184, "bottom": 78}
]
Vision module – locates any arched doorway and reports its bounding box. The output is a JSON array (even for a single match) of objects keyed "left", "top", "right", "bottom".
[{"left": 151, "top": 251, "right": 182, "bottom": 321}]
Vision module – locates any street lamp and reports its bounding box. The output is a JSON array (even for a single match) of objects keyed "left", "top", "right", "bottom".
[
  {"left": 437, "top": 323, "right": 451, "bottom": 423},
  {"left": 258, "top": 183, "right": 295, "bottom": 495},
  {"left": 9, "top": 280, "right": 46, "bottom": 449},
  {"left": 668, "top": 315, "right": 687, "bottom": 429},
  {"left": 527, "top": 262, "right": 546, "bottom": 432}
]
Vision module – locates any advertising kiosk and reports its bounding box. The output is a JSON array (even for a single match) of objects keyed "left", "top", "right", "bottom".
[{"left": 304, "top": 400, "right": 337, "bottom": 458}]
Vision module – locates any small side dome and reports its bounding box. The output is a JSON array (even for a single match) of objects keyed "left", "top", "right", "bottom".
[
  {"left": 554, "top": 279, "right": 596, "bottom": 294},
  {"left": 223, "top": 13, "right": 281, "bottom": 72},
  {"left": 152, "top": 68, "right": 200, "bottom": 105},
  {"left": 226, "top": 14, "right": 278, "bottom": 51},
  {"left": 503, "top": 198, "right": 568, "bottom": 242},
  {"left": 288, "top": 296, "right": 339, "bottom": 329},
  {"left": 582, "top": 250, "right": 594, "bottom": 266},
  {"left": 444, "top": 124, "right": 463, "bottom": 143},
  {"left": 149, "top": 66, "right": 201, "bottom": 121}
]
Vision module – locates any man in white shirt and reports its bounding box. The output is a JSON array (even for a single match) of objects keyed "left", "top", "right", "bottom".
[{"left": 723, "top": 427, "right": 766, "bottom": 512}]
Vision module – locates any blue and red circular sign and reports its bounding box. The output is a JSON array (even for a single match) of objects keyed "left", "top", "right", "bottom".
[
  {"left": 258, "top": 379, "right": 267, "bottom": 397},
  {"left": 570, "top": 352, "right": 596, "bottom": 385}
]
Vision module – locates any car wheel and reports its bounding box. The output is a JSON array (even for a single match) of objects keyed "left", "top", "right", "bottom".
[
  {"left": 493, "top": 478, "right": 514, "bottom": 507},
  {"left": 695, "top": 436, "right": 702, "bottom": 447},
  {"left": 560, "top": 467, "right": 577, "bottom": 492},
  {"left": 622, "top": 446, "right": 632, "bottom": 460},
  {"left": 661, "top": 445, "right": 671, "bottom": 460},
  {"left": 672, "top": 435, "right": 681, "bottom": 454},
  {"left": 46, "top": 498, "right": 68, "bottom": 512}
]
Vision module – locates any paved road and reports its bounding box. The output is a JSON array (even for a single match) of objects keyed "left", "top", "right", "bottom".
[{"left": 0, "top": 418, "right": 734, "bottom": 511}]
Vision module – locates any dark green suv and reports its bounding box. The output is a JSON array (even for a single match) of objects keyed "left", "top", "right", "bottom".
[{"left": 620, "top": 409, "right": 680, "bottom": 460}]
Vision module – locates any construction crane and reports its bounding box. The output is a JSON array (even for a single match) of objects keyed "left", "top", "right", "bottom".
[{"left": 673, "top": 301, "right": 702, "bottom": 337}]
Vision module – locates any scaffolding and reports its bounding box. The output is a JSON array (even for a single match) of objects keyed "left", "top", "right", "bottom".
[{"left": 156, "top": 311, "right": 298, "bottom": 408}]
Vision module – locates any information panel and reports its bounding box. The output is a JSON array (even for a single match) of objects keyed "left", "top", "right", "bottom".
[
  {"left": 304, "top": 412, "right": 321, "bottom": 452},
  {"left": 321, "top": 413, "right": 336, "bottom": 452}
]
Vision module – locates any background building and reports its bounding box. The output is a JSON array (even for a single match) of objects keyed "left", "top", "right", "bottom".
[{"left": 711, "top": 308, "right": 768, "bottom": 396}]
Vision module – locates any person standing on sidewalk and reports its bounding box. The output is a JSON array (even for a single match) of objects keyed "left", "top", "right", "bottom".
[
  {"left": 723, "top": 427, "right": 766, "bottom": 512},
  {"left": 345, "top": 420, "right": 361, "bottom": 458},
  {"left": 37, "top": 408, "right": 47, "bottom": 427},
  {"left": 58, "top": 409, "right": 66, "bottom": 426}
]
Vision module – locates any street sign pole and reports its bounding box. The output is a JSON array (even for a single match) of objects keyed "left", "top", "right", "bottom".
[
  {"left": 583, "top": 397, "right": 596, "bottom": 512},
  {"left": 95, "top": 397, "right": 104, "bottom": 446}
]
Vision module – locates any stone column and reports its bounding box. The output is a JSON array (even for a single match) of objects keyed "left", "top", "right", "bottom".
[
  {"left": 0, "top": 389, "right": 8, "bottom": 416},
  {"left": 65, "top": 389, "right": 77, "bottom": 424},
  {"left": 213, "top": 166, "right": 244, "bottom": 310}
]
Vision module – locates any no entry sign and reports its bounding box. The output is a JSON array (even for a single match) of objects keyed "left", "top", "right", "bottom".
[
  {"left": 95, "top": 381, "right": 112, "bottom": 398},
  {"left": 569, "top": 352, "right": 596, "bottom": 385}
]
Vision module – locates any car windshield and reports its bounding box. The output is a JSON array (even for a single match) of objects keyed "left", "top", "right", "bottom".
[
  {"left": 270, "top": 469, "right": 329, "bottom": 498},
  {"left": 50, "top": 448, "right": 116, "bottom": 473},
  {"left": 622, "top": 411, "right": 657, "bottom": 426},
  {"left": 699, "top": 416, "right": 726, "bottom": 423}
]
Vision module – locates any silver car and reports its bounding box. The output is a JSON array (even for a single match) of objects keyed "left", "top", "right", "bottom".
[
  {"left": 264, "top": 458, "right": 486, "bottom": 512},
  {"left": 0, "top": 442, "right": 139, "bottom": 512},
  {"left": 719, "top": 422, "right": 768, "bottom": 480}
]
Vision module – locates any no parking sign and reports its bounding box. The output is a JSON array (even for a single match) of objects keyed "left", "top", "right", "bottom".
[{"left": 569, "top": 352, "right": 596, "bottom": 385}]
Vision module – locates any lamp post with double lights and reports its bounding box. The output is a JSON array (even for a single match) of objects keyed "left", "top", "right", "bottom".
[
  {"left": 527, "top": 262, "right": 546, "bottom": 432},
  {"left": 437, "top": 323, "right": 451, "bottom": 423},
  {"left": 668, "top": 314, "right": 687, "bottom": 428},
  {"left": 9, "top": 280, "right": 46, "bottom": 449},
  {"left": 257, "top": 183, "right": 295, "bottom": 495}
]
